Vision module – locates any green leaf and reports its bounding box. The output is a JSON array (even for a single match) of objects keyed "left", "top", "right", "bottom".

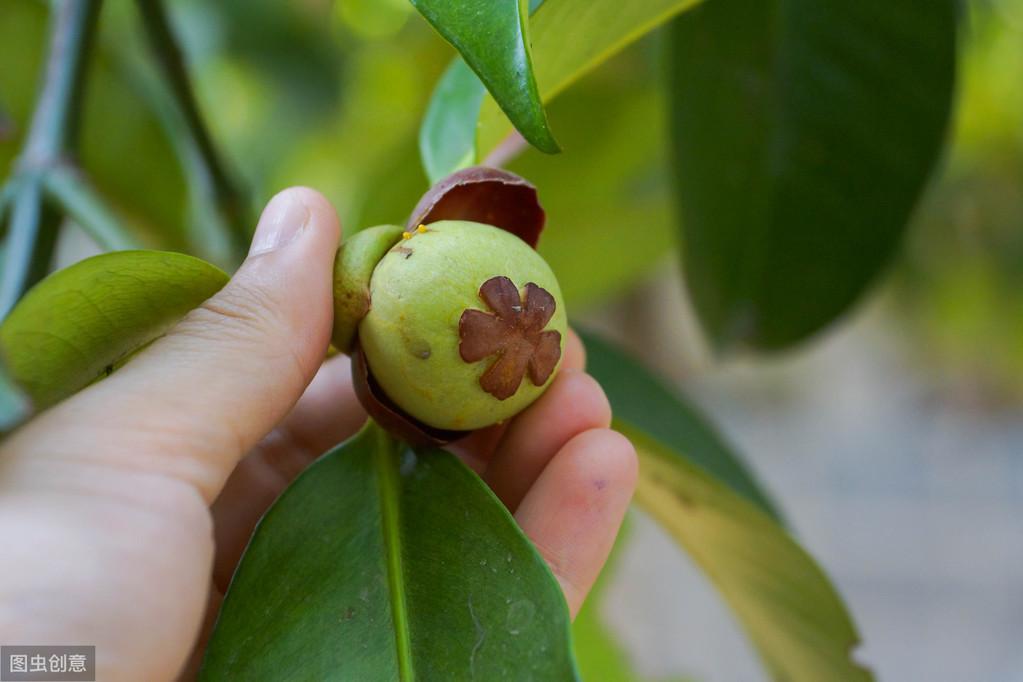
[
  {"left": 667, "top": 0, "right": 958, "bottom": 350},
  {"left": 416, "top": 0, "right": 545, "bottom": 183},
  {"left": 581, "top": 331, "right": 781, "bottom": 520},
  {"left": 0, "top": 250, "right": 227, "bottom": 411},
  {"left": 419, "top": 59, "right": 485, "bottom": 183},
  {"left": 581, "top": 333, "right": 870, "bottom": 680},
  {"left": 475, "top": 0, "right": 703, "bottom": 159},
  {"left": 410, "top": 0, "right": 558, "bottom": 155},
  {"left": 202, "top": 423, "right": 579, "bottom": 680}
]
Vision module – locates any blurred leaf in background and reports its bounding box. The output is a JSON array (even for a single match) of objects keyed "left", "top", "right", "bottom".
[
  {"left": 0, "top": 1, "right": 45, "bottom": 180},
  {"left": 1, "top": 1, "right": 680, "bottom": 312},
  {"left": 266, "top": 2, "right": 447, "bottom": 231},
  {"left": 177, "top": 0, "right": 345, "bottom": 190},
  {"left": 668, "top": 0, "right": 957, "bottom": 353},
  {"left": 0, "top": 1, "right": 188, "bottom": 250}
]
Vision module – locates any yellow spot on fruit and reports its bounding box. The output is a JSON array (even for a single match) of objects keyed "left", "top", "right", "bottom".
[
  {"left": 416, "top": 224, "right": 428, "bottom": 234},
  {"left": 401, "top": 231, "right": 412, "bottom": 240}
]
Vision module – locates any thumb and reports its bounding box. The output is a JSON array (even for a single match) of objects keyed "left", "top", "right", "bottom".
[{"left": 9, "top": 187, "right": 342, "bottom": 502}]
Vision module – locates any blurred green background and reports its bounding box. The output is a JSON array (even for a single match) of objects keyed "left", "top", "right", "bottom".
[
  {"left": 3, "top": 0, "right": 1020, "bottom": 395},
  {"left": 2, "top": 0, "right": 1021, "bottom": 679}
]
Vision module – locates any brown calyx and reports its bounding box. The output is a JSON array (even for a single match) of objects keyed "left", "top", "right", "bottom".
[
  {"left": 351, "top": 343, "right": 468, "bottom": 448},
  {"left": 408, "top": 166, "right": 546, "bottom": 248}
]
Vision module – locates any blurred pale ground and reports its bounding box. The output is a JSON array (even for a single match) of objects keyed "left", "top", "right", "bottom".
[
  {"left": 566, "top": 0, "right": 1023, "bottom": 677},
  {"left": 586, "top": 266, "right": 1023, "bottom": 681},
  {"left": 3, "top": 0, "right": 1023, "bottom": 679}
]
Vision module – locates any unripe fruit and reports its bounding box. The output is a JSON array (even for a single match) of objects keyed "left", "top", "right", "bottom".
[
  {"left": 331, "top": 166, "right": 562, "bottom": 444},
  {"left": 358, "top": 220, "right": 566, "bottom": 431}
]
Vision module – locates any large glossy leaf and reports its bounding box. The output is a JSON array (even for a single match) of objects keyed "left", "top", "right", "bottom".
[
  {"left": 410, "top": 0, "right": 557, "bottom": 155},
  {"left": 668, "top": 0, "right": 958, "bottom": 350},
  {"left": 202, "top": 423, "right": 578, "bottom": 680},
  {"left": 582, "top": 332, "right": 870, "bottom": 680},
  {"left": 475, "top": 0, "right": 702, "bottom": 159},
  {"left": 582, "top": 331, "right": 780, "bottom": 520},
  {"left": 415, "top": 0, "right": 544, "bottom": 184},
  {"left": 0, "top": 250, "right": 227, "bottom": 411}
]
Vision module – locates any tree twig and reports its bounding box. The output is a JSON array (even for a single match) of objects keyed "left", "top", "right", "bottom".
[
  {"left": 44, "top": 164, "right": 142, "bottom": 251},
  {"left": 108, "top": 45, "right": 236, "bottom": 265},
  {"left": 135, "top": 0, "right": 251, "bottom": 262},
  {"left": 0, "top": 0, "right": 102, "bottom": 320}
]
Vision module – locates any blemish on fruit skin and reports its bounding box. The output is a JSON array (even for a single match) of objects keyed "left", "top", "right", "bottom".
[
  {"left": 594, "top": 479, "right": 608, "bottom": 491},
  {"left": 409, "top": 339, "right": 429, "bottom": 357},
  {"left": 405, "top": 336, "right": 431, "bottom": 360}
]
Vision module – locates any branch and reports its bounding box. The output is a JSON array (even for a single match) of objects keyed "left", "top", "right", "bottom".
[
  {"left": 135, "top": 0, "right": 251, "bottom": 262},
  {"left": 44, "top": 164, "right": 142, "bottom": 251},
  {"left": 0, "top": 0, "right": 102, "bottom": 320}
]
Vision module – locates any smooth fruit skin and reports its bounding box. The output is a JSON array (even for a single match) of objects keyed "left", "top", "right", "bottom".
[
  {"left": 331, "top": 224, "right": 405, "bottom": 353},
  {"left": 359, "top": 220, "right": 566, "bottom": 431}
]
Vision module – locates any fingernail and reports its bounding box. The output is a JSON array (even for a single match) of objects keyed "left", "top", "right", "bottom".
[{"left": 249, "top": 190, "right": 310, "bottom": 256}]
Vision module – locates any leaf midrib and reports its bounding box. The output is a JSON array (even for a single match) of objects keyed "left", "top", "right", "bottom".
[{"left": 374, "top": 429, "right": 414, "bottom": 681}]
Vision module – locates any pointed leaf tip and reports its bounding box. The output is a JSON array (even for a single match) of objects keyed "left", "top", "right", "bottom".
[{"left": 409, "top": 0, "right": 557, "bottom": 155}]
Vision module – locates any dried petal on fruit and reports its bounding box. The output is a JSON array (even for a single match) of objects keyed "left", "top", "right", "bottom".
[{"left": 459, "top": 276, "right": 562, "bottom": 400}]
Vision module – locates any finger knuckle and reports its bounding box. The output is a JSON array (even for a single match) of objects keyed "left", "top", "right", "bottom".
[{"left": 182, "top": 281, "right": 283, "bottom": 343}]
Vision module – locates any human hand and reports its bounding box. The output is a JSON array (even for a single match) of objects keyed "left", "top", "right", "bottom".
[{"left": 0, "top": 188, "right": 637, "bottom": 681}]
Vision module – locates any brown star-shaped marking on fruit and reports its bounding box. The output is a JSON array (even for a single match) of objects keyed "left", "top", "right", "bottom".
[{"left": 458, "top": 276, "right": 562, "bottom": 400}]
